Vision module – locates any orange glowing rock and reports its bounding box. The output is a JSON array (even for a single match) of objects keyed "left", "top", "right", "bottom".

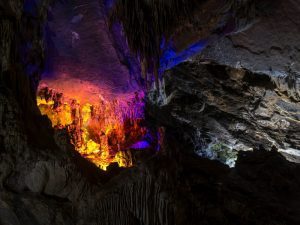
[{"left": 37, "top": 85, "right": 146, "bottom": 170}]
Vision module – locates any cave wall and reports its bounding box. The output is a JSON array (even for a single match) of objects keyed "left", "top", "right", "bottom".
[
  {"left": 0, "top": 1, "right": 100, "bottom": 224},
  {"left": 197, "top": 0, "right": 300, "bottom": 90},
  {"left": 147, "top": 0, "right": 300, "bottom": 164},
  {"left": 0, "top": 0, "right": 59, "bottom": 148},
  {"left": 148, "top": 62, "right": 300, "bottom": 165},
  {"left": 0, "top": 1, "right": 300, "bottom": 225},
  {"left": 0, "top": 1, "right": 174, "bottom": 224},
  {"left": 43, "top": 0, "right": 136, "bottom": 94}
]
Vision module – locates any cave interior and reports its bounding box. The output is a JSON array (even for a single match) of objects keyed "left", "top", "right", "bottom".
[{"left": 0, "top": 0, "right": 300, "bottom": 225}]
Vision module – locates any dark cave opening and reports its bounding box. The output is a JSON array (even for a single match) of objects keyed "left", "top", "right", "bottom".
[{"left": 37, "top": 0, "right": 158, "bottom": 170}]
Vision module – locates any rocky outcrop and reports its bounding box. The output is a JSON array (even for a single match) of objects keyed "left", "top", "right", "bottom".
[
  {"left": 198, "top": 0, "right": 300, "bottom": 82},
  {"left": 148, "top": 62, "right": 300, "bottom": 166}
]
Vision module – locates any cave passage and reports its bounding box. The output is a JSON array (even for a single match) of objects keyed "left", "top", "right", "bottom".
[
  {"left": 37, "top": 0, "right": 149, "bottom": 170},
  {"left": 1, "top": 0, "right": 300, "bottom": 224}
]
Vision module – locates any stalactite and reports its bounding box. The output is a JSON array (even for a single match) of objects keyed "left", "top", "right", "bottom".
[
  {"left": 108, "top": 0, "right": 259, "bottom": 88},
  {"left": 109, "top": 0, "right": 203, "bottom": 88}
]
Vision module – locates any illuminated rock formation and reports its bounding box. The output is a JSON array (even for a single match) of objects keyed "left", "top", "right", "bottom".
[
  {"left": 37, "top": 85, "right": 146, "bottom": 170},
  {"left": 0, "top": 1, "right": 300, "bottom": 225}
]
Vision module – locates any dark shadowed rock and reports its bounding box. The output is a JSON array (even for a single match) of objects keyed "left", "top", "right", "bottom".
[{"left": 1, "top": 0, "right": 300, "bottom": 225}]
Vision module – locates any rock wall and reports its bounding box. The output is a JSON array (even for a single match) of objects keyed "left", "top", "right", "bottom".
[
  {"left": 147, "top": 62, "right": 300, "bottom": 166},
  {"left": 198, "top": 0, "right": 300, "bottom": 84},
  {"left": 0, "top": 1, "right": 300, "bottom": 225}
]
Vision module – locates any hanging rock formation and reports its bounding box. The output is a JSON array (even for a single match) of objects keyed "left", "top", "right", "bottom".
[{"left": 0, "top": 0, "right": 300, "bottom": 225}]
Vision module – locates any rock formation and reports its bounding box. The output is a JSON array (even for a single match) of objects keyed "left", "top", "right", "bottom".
[{"left": 0, "top": 0, "right": 299, "bottom": 225}]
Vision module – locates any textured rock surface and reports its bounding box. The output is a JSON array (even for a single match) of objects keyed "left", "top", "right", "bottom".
[
  {"left": 1, "top": 0, "right": 300, "bottom": 225},
  {"left": 44, "top": 0, "right": 136, "bottom": 98},
  {"left": 1, "top": 86, "right": 300, "bottom": 225},
  {"left": 148, "top": 62, "right": 300, "bottom": 165},
  {"left": 198, "top": 0, "right": 300, "bottom": 81}
]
